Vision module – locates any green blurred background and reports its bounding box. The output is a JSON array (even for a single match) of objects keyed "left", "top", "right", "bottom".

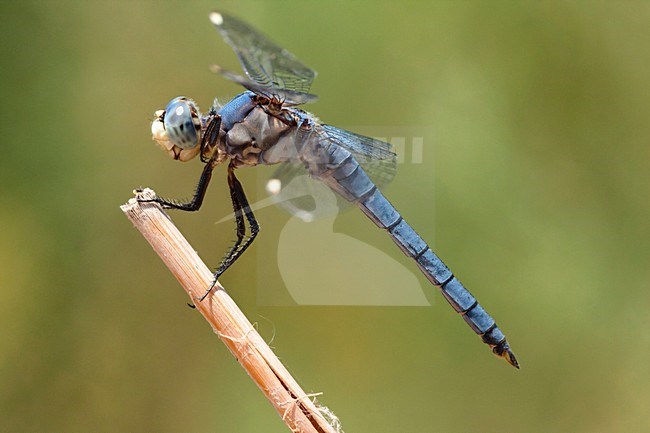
[{"left": 1, "top": 1, "right": 649, "bottom": 432}]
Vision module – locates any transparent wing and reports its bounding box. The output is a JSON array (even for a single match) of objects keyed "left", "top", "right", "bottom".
[
  {"left": 210, "top": 11, "right": 317, "bottom": 96},
  {"left": 317, "top": 124, "right": 397, "bottom": 188},
  {"left": 209, "top": 64, "right": 318, "bottom": 105},
  {"left": 267, "top": 126, "right": 398, "bottom": 220},
  {"left": 266, "top": 163, "right": 336, "bottom": 222}
]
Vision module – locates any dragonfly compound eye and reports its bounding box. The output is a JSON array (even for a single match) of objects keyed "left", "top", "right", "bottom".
[{"left": 163, "top": 97, "right": 202, "bottom": 149}]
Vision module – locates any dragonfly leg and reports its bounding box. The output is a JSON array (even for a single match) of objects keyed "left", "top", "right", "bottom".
[
  {"left": 199, "top": 162, "right": 259, "bottom": 301},
  {"left": 141, "top": 161, "right": 215, "bottom": 211},
  {"left": 200, "top": 110, "right": 221, "bottom": 163}
]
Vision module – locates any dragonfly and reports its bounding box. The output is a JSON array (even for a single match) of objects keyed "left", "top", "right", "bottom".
[{"left": 143, "top": 11, "right": 519, "bottom": 368}]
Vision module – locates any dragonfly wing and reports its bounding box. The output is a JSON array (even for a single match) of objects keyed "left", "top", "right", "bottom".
[
  {"left": 266, "top": 162, "right": 341, "bottom": 222},
  {"left": 209, "top": 64, "right": 318, "bottom": 105},
  {"left": 266, "top": 125, "right": 398, "bottom": 219},
  {"left": 317, "top": 124, "right": 397, "bottom": 189},
  {"left": 210, "top": 11, "right": 317, "bottom": 101}
]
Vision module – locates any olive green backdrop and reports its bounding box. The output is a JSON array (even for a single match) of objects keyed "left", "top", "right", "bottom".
[{"left": 1, "top": 1, "right": 648, "bottom": 432}]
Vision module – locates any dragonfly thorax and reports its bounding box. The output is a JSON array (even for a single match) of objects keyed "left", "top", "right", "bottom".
[{"left": 219, "top": 94, "right": 302, "bottom": 168}]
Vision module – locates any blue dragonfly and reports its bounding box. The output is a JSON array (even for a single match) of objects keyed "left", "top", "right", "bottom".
[{"left": 144, "top": 11, "right": 519, "bottom": 368}]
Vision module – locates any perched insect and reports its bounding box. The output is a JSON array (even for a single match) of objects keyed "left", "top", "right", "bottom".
[{"left": 143, "top": 11, "right": 518, "bottom": 368}]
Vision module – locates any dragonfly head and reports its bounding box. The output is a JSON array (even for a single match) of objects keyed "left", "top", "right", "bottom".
[{"left": 151, "top": 96, "right": 202, "bottom": 161}]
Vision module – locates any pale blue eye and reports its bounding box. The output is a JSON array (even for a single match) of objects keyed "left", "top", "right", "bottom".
[{"left": 164, "top": 97, "right": 201, "bottom": 149}]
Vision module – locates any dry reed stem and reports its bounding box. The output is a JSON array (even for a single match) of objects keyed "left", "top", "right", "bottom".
[{"left": 121, "top": 188, "right": 341, "bottom": 433}]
